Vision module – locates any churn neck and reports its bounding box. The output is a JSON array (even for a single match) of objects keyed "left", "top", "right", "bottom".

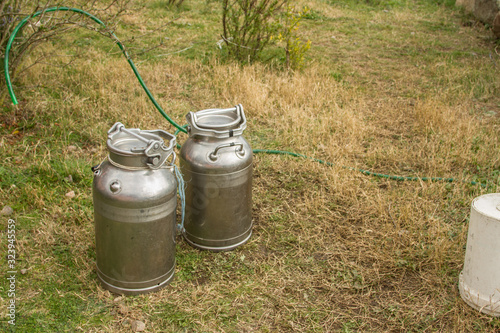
[
  {"left": 106, "top": 122, "right": 176, "bottom": 169},
  {"left": 186, "top": 104, "right": 247, "bottom": 139}
]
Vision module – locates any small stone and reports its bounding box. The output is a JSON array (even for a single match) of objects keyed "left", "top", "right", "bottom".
[
  {"left": 67, "top": 145, "right": 77, "bottom": 151},
  {"left": 122, "top": 319, "right": 131, "bottom": 328},
  {"left": 113, "top": 296, "right": 123, "bottom": 302},
  {"left": 64, "top": 175, "right": 73, "bottom": 183},
  {"left": 131, "top": 320, "right": 146, "bottom": 332},
  {"left": 1, "top": 206, "right": 13, "bottom": 216},
  {"left": 20, "top": 269, "right": 27, "bottom": 275},
  {"left": 117, "top": 303, "right": 129, "bottom": 315},
  {"left": 65, "top": 191, "right": 76, "bottom": 198}
]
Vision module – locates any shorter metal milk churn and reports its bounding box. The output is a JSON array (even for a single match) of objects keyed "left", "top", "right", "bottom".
[
  {"left": 180, "top": 104, "right": 253, "bottom": 251},
  {"left": 93, "top": 122, "right": 177, "bottom": 295}
]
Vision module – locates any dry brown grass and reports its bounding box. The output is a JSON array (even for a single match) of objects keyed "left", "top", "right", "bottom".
[{"left": 0, "top": 0, "right": 499, "bottom": 331}]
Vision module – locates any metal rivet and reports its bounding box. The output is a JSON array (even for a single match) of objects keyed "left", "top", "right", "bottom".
[
  {"left": 110, "top": 181, "right": 121, "bottom": 193},
  {"left": 209, "top": 153, "right": 218, "bottom": 162}
]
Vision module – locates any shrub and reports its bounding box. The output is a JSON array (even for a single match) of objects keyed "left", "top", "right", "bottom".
[
  {"left": 221, "top": 0, "right": 286, "bottom": 63},
  {"left": 0, "top": 1, "right": 130, "bottom": 96},
  {"left": 275, "top": 5, "right": 311, "bottom": 70},
  {"left": 0, "top": 0, "right": 24, "bottom": 81},
  {"left": 220, "top": 0, "right": 310, "bottom": 69}
]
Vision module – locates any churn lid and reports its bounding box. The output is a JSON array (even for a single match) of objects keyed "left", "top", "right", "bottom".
[
  {"left": 186, "top": 104, "right": 247, "bottom": 138},
  {"left": 107, "top": 122, "right": 176, "bottom": 169}
]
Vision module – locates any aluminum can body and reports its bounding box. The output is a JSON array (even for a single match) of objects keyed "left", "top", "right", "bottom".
[
  {"left": 180, "top": 105, "right": 252, "bottom": 251},
  {"left": 93, "top": 123, "right": 177, "bottom": 295}
]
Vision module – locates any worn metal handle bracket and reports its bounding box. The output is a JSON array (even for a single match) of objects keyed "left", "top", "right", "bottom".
[
  {"left": 108, "top": 122, "right": 176, "bottom": 170},
  {"left": 209, "top": 142, "right": 244, "bottom": 162}
]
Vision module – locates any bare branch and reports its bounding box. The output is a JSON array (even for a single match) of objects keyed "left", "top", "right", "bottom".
[
  {"left": 17, "top": 52, "right": 78, "bottom": 74},
  {"left": 155, "top": 45, "right": 193, "bottom": 57}
]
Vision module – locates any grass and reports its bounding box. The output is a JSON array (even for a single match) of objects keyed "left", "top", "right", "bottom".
[{"left": 1, "top": 0, "right": 499, "bottom": 331}]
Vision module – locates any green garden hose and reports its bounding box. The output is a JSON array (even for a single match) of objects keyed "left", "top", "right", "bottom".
[
  {"left": 252, "top": 149, "right": 488, "bottom": 187},
  {"left": 4, "top": 7, "right": 490, "bottom": 188}
]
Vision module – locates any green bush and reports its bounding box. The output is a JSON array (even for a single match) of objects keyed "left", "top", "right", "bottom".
[
  {"left": 221, "top": 0, "right": 286, "bottom": 63},
  {"left": 275, "top": 5, "right": 311, "bottom": 70},
  {"left": 220, "top": 0, "right": 310, "bottom": 69}
]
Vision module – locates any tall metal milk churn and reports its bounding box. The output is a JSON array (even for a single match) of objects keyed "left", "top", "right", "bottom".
[
  {"left": 180, "top": 105, "right": 252, "bottom": 251},
  {"left": 92, "top": 122, "right": 177, "bottom": 295}
]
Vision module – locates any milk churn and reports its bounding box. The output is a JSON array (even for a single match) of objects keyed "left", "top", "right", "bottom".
[
  {"left": 180, "top": 104, "right": 252, "bottom": 251},
  {"left": 92, "top": 122, "right": 177, "bottom": 295}
]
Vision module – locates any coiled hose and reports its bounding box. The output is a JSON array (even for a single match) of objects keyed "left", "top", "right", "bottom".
[{"left": 4, "top": 7, "right": 489, "bottom": 188}]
